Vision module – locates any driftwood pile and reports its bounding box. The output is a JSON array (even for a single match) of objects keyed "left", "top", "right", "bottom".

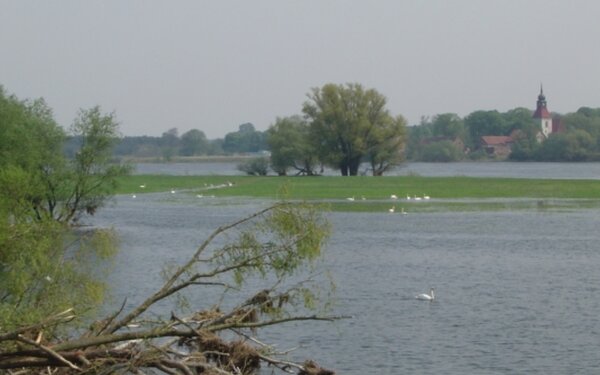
[{"left": 1, "top": 204, "right": 344, "bottom": 374}]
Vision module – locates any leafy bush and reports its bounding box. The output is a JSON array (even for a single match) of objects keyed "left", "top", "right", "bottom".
[{"left": 237, "top": 157, "right": 269, "bottom": 176}]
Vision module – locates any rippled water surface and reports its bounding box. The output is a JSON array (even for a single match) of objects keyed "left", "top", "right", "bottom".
[{"left": 90, "top": 191, "right": 600, "bottom": 374}]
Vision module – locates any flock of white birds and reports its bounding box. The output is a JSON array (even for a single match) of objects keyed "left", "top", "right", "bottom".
[
  {"left": 345, "top": 193, "right": 432, "bottom": 214},
  {"left": 131, "top": 181, "right": 235, "bottom": 199}
]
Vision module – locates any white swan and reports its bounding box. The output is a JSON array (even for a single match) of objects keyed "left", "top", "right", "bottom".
[
  {"left": 388, "top": 205, "right": 395, "bottom": 213},
  {"left": 423, "top": 194, "right": 430, "bottom": 200},
  {"left": 406, "top": 194, "right": 411, "bottom": 200},
  {"left": 414, "top": 195, "right": 422, "bottom": 201},
  {"left": 400, "top": 207, "right": 407, "bottom": 215},
  {"left": 346, "top": 196, "right": 355, "bottom": 201},
  {"left": 415, "top": 288, "right": 435, "bottom": 301},
  {"left": 390, "top": 194, "right": 398, "bottom": 200}
]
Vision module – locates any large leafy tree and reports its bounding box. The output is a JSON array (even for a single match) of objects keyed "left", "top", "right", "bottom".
[
  {"left": 0, "top": 88, "right": 121, "bottom": 332},
  {"left": 223, "top": 123, "right": 267, "bottom": 154},
  {"left": 464, "top": 110, "right": 508, "bottom": 147},
  {"left": 431, "top": 113, "right": 465, "bottom": 139},
  {"left": 303, "top": 83, "right": 406, "bottom": 176},
  {"left": 0, "top": 89, "right": 65, "bottom": 187},
  {"left": 160, "top": 127, "right": 179, "bottom": 161},
  {"left": 60, "top": 107, "right": 130, "bottom": 222},
  {"left": 266, "top": 115, "right": 320, "bottom": 176},
  {"left": 180, "top": 128, "right": 208, "bottom": 156}
]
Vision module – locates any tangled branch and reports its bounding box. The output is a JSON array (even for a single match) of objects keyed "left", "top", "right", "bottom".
[{"left": 0, "top": 203, "right": 345, "bottom": 374}]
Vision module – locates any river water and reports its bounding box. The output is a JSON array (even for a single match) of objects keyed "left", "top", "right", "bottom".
[
  {"left": 133, "top": 161, "right": 600, "bottom": 179},
  {"left": 90, "top": 163, "right": 600, "bottom": 374}
]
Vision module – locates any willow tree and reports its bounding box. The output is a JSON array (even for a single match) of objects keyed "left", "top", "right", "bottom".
[
  {"left": 267, "top": 115, "right": 320, "bottom": 176},
  {"left": 302, "top": 83, "right": 406, "bottom": 176},
  {"left": 0, "top": 88, "right": 124, "bottom": 337},
  {"left": 366, "top": 114, "right": 407, "bottom": 176},
  {"left": 0, "top": 88, "right": 130, "bottom": 224}
]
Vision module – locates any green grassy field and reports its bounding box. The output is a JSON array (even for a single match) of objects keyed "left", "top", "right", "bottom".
[{"left": 116, "top": 175, "right": 600, "bottom": 212}]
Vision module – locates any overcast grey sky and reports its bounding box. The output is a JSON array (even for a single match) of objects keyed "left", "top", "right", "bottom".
[{"left": 1, "top": 1, "right": 599, "bottom": 138}]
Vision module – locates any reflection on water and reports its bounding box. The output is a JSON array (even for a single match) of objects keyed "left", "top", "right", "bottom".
[{"left": 90, "top": 192, "right": 600, "bottom": 374}]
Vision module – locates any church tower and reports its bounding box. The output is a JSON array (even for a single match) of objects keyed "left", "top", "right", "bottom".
[{"left": 533, "top": 85, "right": 553, "bottom": 137}]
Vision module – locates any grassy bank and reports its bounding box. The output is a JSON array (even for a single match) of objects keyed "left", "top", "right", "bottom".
[{"left": 116, "top": 175, "right": 600, "bottom": 212}]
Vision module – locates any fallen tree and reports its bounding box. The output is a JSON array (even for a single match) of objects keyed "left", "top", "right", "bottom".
[{"left": 0, "top": 202, "right": 345, "bottom": 374}]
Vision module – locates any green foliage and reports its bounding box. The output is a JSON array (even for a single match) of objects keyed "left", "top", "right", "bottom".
[
  {"left": 406, "top": 106, "right": 600, "bottom": 161},
  {"left": 159, "top": 128, "right": 179, "bottom": 161},
  {"left": 213, "top": 203, "right": 329, "bottom": 293},
  {"left": 0, "top": 88, "right": 121, "bottom": 337},
  {"left": 0, "top": 216, "right": 117, "bottom": 333},
  {"left": 267, "top": 116, "right": 319, "bottom": 175},
  {"left": 223, "top": 123, "right": 267, "bottom": 153},
  {"left": 367, "top": 115, "right": 407, "bottom": 175},
  {"left": 180, "top": 129, "right": 208, "bottom": 156},
  {"left": 0, "top": 88, "right": 129, "bottom": 223},
  {"left": 237, "top": 157, "right": 270, "bottom": 176},
  {"left": 405, "top": 119, "right": 433, "bottom": 159},
  {"left": 303, "top": 83, "right": 406, "bottom": 176},
  {"left": 118, "top": 174, "right": 600, "bottom": 203},
  {"left": 464, "top": 110, "right": 508, "bottom": 145},
  {"left": 53, "top": 107, "right": 131, "bottom": 223},
  {"left": 431, "top": 113, "right": 466, "bottom": 139},
  {"left": 535, "top": 130, "right": 594, "bottom": 161},
  {"left": 420, "top": 140, "right": 464, "bottom": 162}
]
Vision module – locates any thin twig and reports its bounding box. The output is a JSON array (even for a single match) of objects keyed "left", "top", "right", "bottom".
[
  {"left": 0, "top": 308, "right": 75, "bottom": 341},
  {"left": 16, "top": 334, "right": 82, "bottom": 371}
]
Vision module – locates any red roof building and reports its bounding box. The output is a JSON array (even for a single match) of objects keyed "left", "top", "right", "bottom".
[
  {"left": 480, "top": 136, "right": 514, "bottom": 158},
  {"left": 533, "top": 85, "right": 553, "bottom": 137}
]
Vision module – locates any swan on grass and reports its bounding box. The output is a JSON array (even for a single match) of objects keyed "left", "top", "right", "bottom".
[{"left": 415, "top": 288, "right": 435, "bottom": 301}]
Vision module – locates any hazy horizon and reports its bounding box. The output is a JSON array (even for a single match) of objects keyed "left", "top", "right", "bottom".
[{"left": 2, "top": 1, "right": 599, "bottom": 138}]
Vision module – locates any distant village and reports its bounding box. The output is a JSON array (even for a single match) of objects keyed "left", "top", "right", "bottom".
[
  {"left": 102, "top": 86, "right": 600, "bottom": 163},
  {"left": 406, "top": 86, "right": 599, "bottom": 162},
  {"left": 461, "top": 87, "right": 564, "bottom": 159}
]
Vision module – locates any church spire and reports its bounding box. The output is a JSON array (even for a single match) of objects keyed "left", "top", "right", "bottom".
[
  {"left": 536, "top": 83, "right": 547, "bottom": 109},
  {"left": 533, "top": 85, "right": 553, "bottom": 137}
]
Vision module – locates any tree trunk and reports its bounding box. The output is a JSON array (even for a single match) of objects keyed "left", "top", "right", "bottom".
[
  {"left": 339, "top": 160, "right": 349, "bottom": 176},
  {"left": 348, "top": 156, "right": 361, "bottom": 176}
]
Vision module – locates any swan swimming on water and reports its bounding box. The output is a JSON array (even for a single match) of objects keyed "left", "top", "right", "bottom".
[{"left": 415, "top": 288, "right": 435, "bottom": 301}]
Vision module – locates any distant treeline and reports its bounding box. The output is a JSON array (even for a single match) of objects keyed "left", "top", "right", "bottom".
[
  {"left": 65, "top": 122, "right": 268, "bottom": 160},
  {"left": 408, "top": 107, "right": 600, "bottom": 162},
  {"left": 63, "top": 107, "right": 600, "bottom": 163}
]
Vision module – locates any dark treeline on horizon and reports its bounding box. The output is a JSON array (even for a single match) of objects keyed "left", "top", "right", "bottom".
[
  {"left": 65, "top": 122, "right": 268, "bottom": 161},
  {"left": 86, "top": 106, "right": 600, "bottom": 163}
]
